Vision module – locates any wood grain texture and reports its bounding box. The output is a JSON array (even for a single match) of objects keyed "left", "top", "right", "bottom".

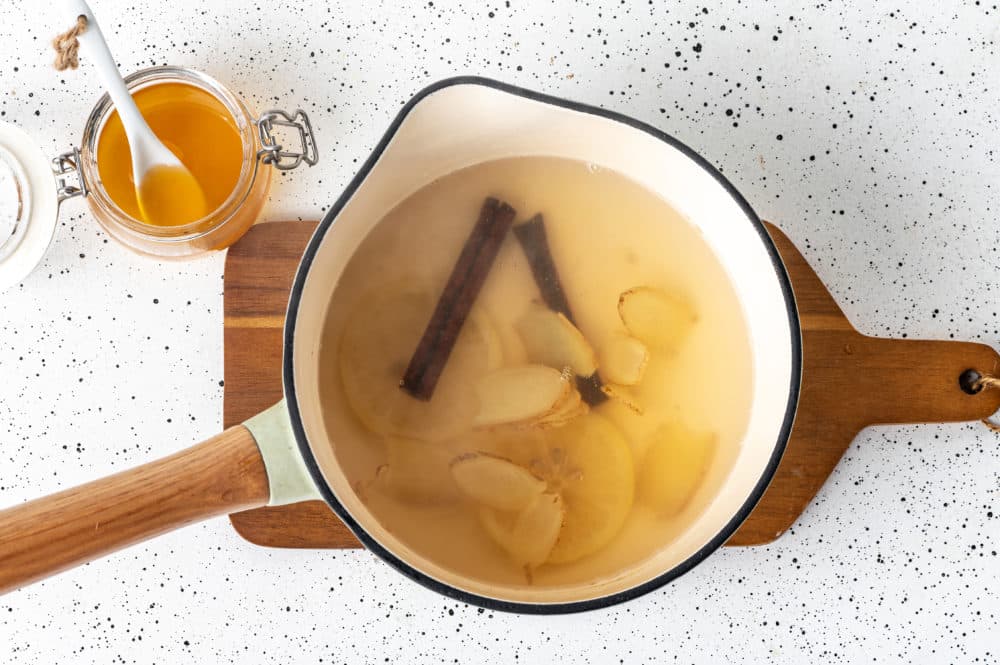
[
  {"left": 0, "top": 425, "right": 269, "bottom": 594},
  {"left": 225, "top": 221, "right": 1000, "bottom": 549}
]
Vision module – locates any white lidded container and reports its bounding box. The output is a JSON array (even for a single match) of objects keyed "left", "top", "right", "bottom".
[{"left": 0, "top": 122, "right": 63, "bottom": 291}]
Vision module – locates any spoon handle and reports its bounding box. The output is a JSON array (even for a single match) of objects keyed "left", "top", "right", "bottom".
[{"left": 61, "top": 0, "right": 151, "bottom": 138}]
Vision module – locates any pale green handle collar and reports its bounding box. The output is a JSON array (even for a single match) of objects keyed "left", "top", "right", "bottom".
[{"left": 243, "top": 400, "right": 320, "bottom": 506}]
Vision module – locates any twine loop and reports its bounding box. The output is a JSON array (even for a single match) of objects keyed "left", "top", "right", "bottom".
[
  {"left": 970, "top": 373, "right": 1000, "bottom": 432},
  {"left": 52, "top": 15, "right": 88, "bottom": 71}
]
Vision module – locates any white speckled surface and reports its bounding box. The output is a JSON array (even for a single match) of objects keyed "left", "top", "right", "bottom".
[{"left": 2, "top": 1, "right": 998, "bottom": 662}]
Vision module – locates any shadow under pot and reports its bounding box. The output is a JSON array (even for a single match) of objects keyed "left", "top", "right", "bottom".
[{"left": 57, "top": 65, "right": 317, "bottom": 258}]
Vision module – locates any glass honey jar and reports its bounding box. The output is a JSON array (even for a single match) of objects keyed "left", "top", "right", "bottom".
[{"left": 53, "top": 65, "right": 317, "bottom": 258}]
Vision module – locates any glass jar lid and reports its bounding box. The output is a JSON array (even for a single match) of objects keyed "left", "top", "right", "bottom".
[{"left": 0, "top": 122, "right": 58, "bottom": 290}]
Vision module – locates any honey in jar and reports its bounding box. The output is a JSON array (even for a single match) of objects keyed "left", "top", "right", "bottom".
[
  {"left": 63, "top": 66, "right": 317, "bottom": 258},
  {"left": 96, "top": 82, "right": 242, "bottom": 226}
]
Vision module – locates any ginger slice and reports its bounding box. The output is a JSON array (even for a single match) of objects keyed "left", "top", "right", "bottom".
[
  {"left": 637, "top": 423, "right": 716, "bottom": 517},
  {"left": 450, "top": 452, "right": 547, "bottom": 511},
  {"left": 617, "top": 286, "right": 696, "bottom": 351},
  {"left": 534, "top": 389, "right": 589, "bottom": 428},
  {"left": 479, "top": 492, "right": 565, "bottom": 569},
  {"left": 473, "top": 365, "right": 571, "bottom": 429},
  {"left": 515, "top": 303, "right": 598, "bottom": 377},
  {"left": 599, "top": 333, "right": 649, "bottom": 386}
]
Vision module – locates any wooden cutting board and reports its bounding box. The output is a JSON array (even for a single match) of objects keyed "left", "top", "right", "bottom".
[{"left": 224, "top": 221, "right": 1000, "bottom": 548}]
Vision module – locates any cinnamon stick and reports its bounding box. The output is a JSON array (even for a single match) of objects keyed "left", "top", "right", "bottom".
[
  {"left": 400, "top": 197, "right": 517, "bottom": 401},
  {"left": 514, "top": 214, "right": 607, "bottom": 406},
  {"left": 513, "top": 214, "right": 575, "bottom": 319}
]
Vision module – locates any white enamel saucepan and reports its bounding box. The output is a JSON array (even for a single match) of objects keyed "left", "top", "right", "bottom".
[{"left": 0, "top": 78, "right": 800, "bottom": 612}]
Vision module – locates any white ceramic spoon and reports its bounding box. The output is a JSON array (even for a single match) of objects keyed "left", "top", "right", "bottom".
[{"left": 64, "top": 0, "right": 207, "bottom": 226}]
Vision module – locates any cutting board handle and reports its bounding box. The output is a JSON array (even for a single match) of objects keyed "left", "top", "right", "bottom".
[
  {"left": 0, "top": 425, "right": 269, "bottom": 595},
  {"left": 831, "top": 335, "right": 1000, "bottom": 428}
]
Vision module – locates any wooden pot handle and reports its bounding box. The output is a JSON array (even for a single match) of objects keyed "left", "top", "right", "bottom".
[{"left": 0, "top": 425, "right": 269, "bottom": 595}]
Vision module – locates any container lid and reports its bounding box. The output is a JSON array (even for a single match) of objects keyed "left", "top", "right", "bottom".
[{"left": 0, "top": 122, "right": 59, "bottom": 291}]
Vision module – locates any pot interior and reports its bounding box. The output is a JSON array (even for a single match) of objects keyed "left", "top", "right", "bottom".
[{"left": 289, "top": 80, "right": 798, "bottom": 607}]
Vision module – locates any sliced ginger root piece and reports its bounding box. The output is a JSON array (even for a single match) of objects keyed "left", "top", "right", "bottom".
[
  {"left": 599, "top": 333, "right": 649, "bottom": 386},
  {"left": 480, "top": 492, "right": 565, "bottom": 569},
  {"left": 450, "top": 452, "right": 547, "bottom": 511},
  {"left": 637, "top": 423, "right": 716, "bottom": 517},
  {"left": 617, "top": 286, "right": 696, "bottom": 351},
  {"left": 534, "top": 388, "right": 589, "bottom": 428},
  {"left": 515, "top": 302, "right": 598, "bottom": 376},
  {"left": 473, "top": 365, "right": 571, "bottom": 429}
]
